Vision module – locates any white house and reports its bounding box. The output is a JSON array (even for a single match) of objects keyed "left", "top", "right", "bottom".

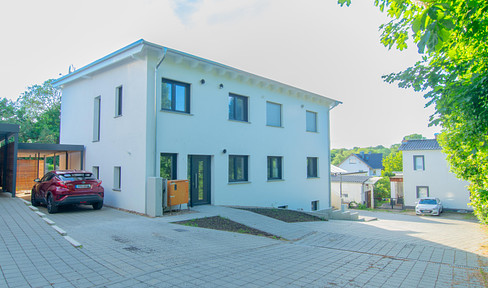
[
  {"left": 330, "top": 175, "right": 378, "bottom": 208},
  {"left": 53, "top": 39, "right": 341, "bottom": 215},
  {"left": 399, "top": 139, "right": 471, "bottom": 211},
  {"left": 338, "top": 152, "right": 383, "bottom": 176}
]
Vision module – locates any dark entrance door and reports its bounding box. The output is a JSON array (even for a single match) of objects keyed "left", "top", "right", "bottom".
[{"left": 189, "top": 155, "right": 211, "bottom": 206}]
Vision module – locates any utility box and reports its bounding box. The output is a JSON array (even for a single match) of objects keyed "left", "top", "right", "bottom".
[{"left": 167, "top": 180, "right": 189, "bottom": 207}]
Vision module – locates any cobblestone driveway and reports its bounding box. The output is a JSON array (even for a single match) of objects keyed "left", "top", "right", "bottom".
[{"left": 1, "top": 194, "right": 487, "bottom": 287}]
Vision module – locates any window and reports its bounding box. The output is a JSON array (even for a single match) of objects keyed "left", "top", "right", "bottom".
[
  {"left": 114, "top": 166, "right": 121, "bottom": 190},
  {"left": 416, "top": 186, "right": 429, "bottom": 198},
  {"left": 266, "top": 102, "right": 282, "bottom": 127},
  {"left": 414, "top": 155, "right": 425, "bottom": 170},
  {"left": 92, "top": 166, "right": 99, "bottom": 179},
  {"left": 161, "top": 78, "right": 190, "bottom": 113},
  {"left": 115, "top": 86, "right": 122, "bottom": 117},
  {"left": 349, "top": 157, "right": 356, "bottom": 164},
  {"left": 306, "top": 111, "right": 317, "bottom": 132},
  {"left": 267, "top": 156, "right": 283, "bottom": 180},
  {"left": 229, "top": 94, "right": 248, "bottom": 122},
  {"left": 229, "top": 155, "right": 249, "bottom": 182},
  {"left": 307, "top": 157, "right": 318, "bottom": 178},
  {"left": 160, "top": 153, "right": 177, "bottom": 180},
  {"left": 93, "top": 96, "right": 101, "bottom": 142},
  {"left": 311, "top": 200, "right": 319, "bottom": 211}
]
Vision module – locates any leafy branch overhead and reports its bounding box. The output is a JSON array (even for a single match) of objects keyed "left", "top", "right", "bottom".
[{"left": 339, "top": 0, "right": 488, "bottom": 223}]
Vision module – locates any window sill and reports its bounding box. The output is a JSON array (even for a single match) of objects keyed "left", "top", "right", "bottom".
[
  {"left": 112, "top": 188, "right": 121, "bottom": 192},
  {"left": 160, "top": 109, "right": 193, "bottom": 116},
  {"left": 114, "top": 115, "right": 123, "bottom": 118},
  {"left": 92, "top": 140, "right": 100, "bottom": 143},
  {"left": 228, "top": 119, "right": 251, "bottom": 124},
  {"left": 266, "top": 125, "right": 284, "bottom": 128},
  {"left": 306, "top": 130, "right": 318, "bottom": 133},
  {"left": 228, "top": 181, "right": 251, "bottom": 185},
  {"left": 267, "top": 179, "right": 284, "bottom": 182},
  {"left": 307, "top": 177, "right": 320, "bottom": 179}
]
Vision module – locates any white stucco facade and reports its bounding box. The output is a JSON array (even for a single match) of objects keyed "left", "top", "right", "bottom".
[
  {"left": 56, "top": 40, "right": 340, "bottom": 214},
  {"left": 402, "top": 149, "right": 471, "bottom": 210}
]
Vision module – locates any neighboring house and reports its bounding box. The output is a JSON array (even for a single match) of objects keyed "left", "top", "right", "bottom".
[
  {"left": 338, "top": 152, "right": 383, "bottom": 176},
  {"left": 331, "top": 164, "right": 347, "bottom": 174},
  {"left": 330, "top": 175, "right": 379, "bottom": 208},
  {"left": 399, "top": 139, "right": 471, "bottom": 211},
  {"left": 52, "top": 39, "right": 341, "bottom": 215}
]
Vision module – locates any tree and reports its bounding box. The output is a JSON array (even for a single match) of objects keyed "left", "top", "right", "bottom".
[
  {"left": 338, "top": 0, "right": 488, "bottom": 223},
  {"left": 0, "top": 79, "right": 61, "bottom": 143},
  {"left": 383, "top": 151, "right": 403, "bottom": 176}
]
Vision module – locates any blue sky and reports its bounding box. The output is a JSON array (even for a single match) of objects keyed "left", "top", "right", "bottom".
[{"left": 0, "top": 0, "right": 441, "bottom": 148}]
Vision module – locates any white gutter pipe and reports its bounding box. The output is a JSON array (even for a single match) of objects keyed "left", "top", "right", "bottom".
[{"left": 154, "top": 47, "right": 168, "bottom": 176}]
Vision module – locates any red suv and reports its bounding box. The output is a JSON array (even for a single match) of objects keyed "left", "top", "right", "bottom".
[{"left": 31, "top": 170, "right": 104, "bottom": 214}]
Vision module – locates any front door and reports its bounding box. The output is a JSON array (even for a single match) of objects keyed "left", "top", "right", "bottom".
[{"left": 189, "top": 155, "right": 211, "bottom": 206}]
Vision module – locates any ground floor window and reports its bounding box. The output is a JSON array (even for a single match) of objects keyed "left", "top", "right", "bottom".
[
  {"left": 161, "top": 153, "right": 177, "bottom": 180},
  {"left": 229, "top": 155, "right": 248, "bottom": 182},
  {"left": 307, "top": 157, "right": 318, "bottom": 178},
  {"left": 92, "top": 166, "right": 99, "bottom": 179},
  {"left": 267, "top": 156, "right": 283, "bottom": 180},
  {"left": 114, "top": 166, "right": 121, "bottom": 190},
  {"left": 416, "top": 186, "right": 429, "bottom": 198}
]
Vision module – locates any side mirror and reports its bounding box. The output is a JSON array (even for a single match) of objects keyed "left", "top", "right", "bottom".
[{"left": 34, "top": 178, "right": 40, "bottom": 182}]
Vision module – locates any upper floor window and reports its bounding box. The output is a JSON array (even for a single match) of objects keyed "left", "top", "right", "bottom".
[
  {"left": 93, "top": 96, "right": 101, "bottom": 142},
  {"left": 229, "top": 155, "right": 249, "bottom": 182},
  {"left": 161, "top": 78, "right": 190, "bottom": 113},
  {"left": 414, "top": 155, "right": 425, "bottom": 170},
  {"left": 349, "top": 157, "right": 356, "bottom": 164},
  {"left": 306, "top": 111, "right": 317, "bottom": 132},
  {"left": 266, "top": 102, "right": 282, "bottom": 127},
  {"left": 307, "top": 157, "right": 318, "bottom": 178},
  {"left": 115, "top": 86, "right": 123, "bottom": 117},
  {"left": 267, "top": 156, "right": 283, "bottom": 180},
  {"left": 229, "top": 94, "right": 248, "bottom": 122}
]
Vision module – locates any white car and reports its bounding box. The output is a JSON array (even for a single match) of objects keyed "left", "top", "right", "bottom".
[{"left": 416, "top": 197, "right": 443, "bottom": 216}]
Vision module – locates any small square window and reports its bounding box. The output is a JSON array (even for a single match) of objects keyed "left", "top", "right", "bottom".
[
  {"left": 161, "top": 78, "right": 190, "bottom": 113},
  {"left": 306, "top": 111, "right": 317, "bottom": 132},
  {"left": 92, "top": 166, "right": 99, "bottom": 179},
  {"left": 307, "top": 157, "right": 318, "bottom": 178},
  {"left": 311, "top": 200, "right": 319, "bottom": 211},
  {"left": 229, "top": 155, "right": 249, "bottom": 182},
  {"left": 414, "top": 155, "right": 425, "bottom": 170},
  {"left": 416, "top": 186, "right": 429, "bottom": 198},
  {"left": 115, "top": 86, "right": 123, "bottom": 117},
  {"left": 267, "top": 156, "right": 283, "bottom": 180},
  {"left": 114, "top": 166, "right": 121, "bottom": 190},
  {"left": 349, "top": 157, "right": 356, "bottom": 164},
  {"left": 266, "top": 102, "right": 282, "bottom": 127},
  {"left": 229, "top": 94, "right": 248, "bottom": 122}
]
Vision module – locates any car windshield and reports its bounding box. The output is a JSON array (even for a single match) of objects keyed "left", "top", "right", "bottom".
[
  {"left": 419, "top": 199, "right": 437, "bottom": 205},
  {"left": 58, "top": 173, "right": 96, "bottom": 181}
]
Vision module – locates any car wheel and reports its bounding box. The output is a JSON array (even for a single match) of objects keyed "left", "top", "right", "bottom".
[
  {"left": 47, "top": 195, "right": 58, "bottom": 214},
  {"left": 92, "top": 202, "right": 103, "bottom": 210},
  {"left": 31, "top": 191, "right": 40, "bottom": 207}
]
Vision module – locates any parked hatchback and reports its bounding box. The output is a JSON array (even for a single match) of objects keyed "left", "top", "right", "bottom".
[
  {"left": 31, "top": 170, "right": 104, "bottom": 214},
  {"left": 415, "top": 197, "right": 443, "bottom": 216}
]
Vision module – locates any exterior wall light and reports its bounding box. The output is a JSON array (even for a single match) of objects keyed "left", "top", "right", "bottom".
[
  {"left": 200, "top": 79, "right": 205, "bottom": 84},
  {"left": 219, "top": 83, "right": 224, "bottom": 89},
  {"left": 222, "top": 149, "right": 227, "bottom": 154}
]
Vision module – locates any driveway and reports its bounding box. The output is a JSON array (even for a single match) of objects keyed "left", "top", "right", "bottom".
[{"left": 1, "top": 194, "right": 487, "bottom": 287}]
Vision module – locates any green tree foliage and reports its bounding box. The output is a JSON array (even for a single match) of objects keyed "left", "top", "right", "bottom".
[
  {"left": 383, "top": 151, "right": 403, "bottom": 176},
  {"left": 331, "top": 145, "right": 395, "bottom": 166},
  {"left": 0, "top": 79, "right": 60, "bottom": 143},
  {"left": 374, "top": 177, "right": 391, "bottom": 199},
  {"left": 339, "top": 0, "right": 488, "bottom": 223}
]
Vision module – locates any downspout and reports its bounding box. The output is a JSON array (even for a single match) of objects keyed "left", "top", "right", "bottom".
[{"left": 154, "top": 47, "right": 168, "bottom": 176}]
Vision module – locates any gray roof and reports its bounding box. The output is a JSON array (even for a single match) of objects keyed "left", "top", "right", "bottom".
[
  {"left": 399, "top": 139, "right": 442, "bottom": 151},
  {"left": 331, "top": 175, "right": 371, "bottom": 184},
  {"left": 354, "top": 153, "right": 383, "bottom": 169}
]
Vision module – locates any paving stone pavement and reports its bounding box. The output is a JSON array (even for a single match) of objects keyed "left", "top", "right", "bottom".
[{"left": 1, "top": 193, "right": 487, "bottom": 287}]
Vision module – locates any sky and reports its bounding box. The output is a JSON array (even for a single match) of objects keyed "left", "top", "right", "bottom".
[{"left": 0, "top": 0, "right": 441, "bottom": 148}]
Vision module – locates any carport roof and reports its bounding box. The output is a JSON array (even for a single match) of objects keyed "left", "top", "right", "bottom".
[
  {"left": 17, "top": 143, "right": 84, "bottom": 157},
  {"left": 0, "top": 123, "right": 19, "bottom": 139}
]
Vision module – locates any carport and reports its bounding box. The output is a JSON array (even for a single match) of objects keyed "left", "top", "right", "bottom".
[{"left": 0, "top": 123, "right": 84, "bottom": 197}]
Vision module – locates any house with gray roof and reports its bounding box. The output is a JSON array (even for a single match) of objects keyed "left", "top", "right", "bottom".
[
  {"left": 337, "top": 152, "right": 383, "bottom": 176},
  {"left": 399, "top": 138, "right": 471, "bottom": 211},
  {"left": 330, "top": 174, "right": 381, "bottom": 208}
]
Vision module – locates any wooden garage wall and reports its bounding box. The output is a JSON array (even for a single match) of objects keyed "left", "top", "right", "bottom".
[{"left": 16, "top": 159, "right": 44, "bottom": 192}]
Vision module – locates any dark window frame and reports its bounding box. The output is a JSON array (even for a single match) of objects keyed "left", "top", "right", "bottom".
[
  {"left": 416, "top": 186, "right": 429, "bottom": 198},
  {"left": 267, "top": 156, "right": 283, "bottom": 180},
  {"left": 307, "top": 157, "right": 318, "bottom": 178},
  {"left": 228, "top": 155, "right": 249, "bottom": 182},
  {"left": 160, "top": 153, "right": 177, "bottom": 180},
  {"left": 413, "top": 155, "right": 425, "bottom": 171},
  {"left": 266, "top": 101, "right": 282, "bottom": 127},
  {"left": 228, "top": 93, "right": 249, "bottom": 122},
  {"left": 115, "top": 85, "right": 123, "bottom": 117},
  {"left": 161, "top": 78, "right": 190, "bottom": 113}
]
